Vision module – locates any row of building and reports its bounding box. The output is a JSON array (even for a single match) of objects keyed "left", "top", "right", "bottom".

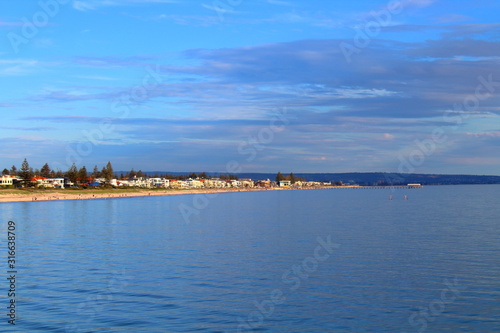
[{"left": 0, "top": 175, "right": 329, "bottom": 189}]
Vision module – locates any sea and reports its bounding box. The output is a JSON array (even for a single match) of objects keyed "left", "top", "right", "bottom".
[{"left": 1, "top": 185, "right": 499, "bottom": 332}]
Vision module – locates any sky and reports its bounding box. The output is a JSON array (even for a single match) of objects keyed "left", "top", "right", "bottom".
[{"left": 1, "top": 0, "right": 499, "bottom": 175}]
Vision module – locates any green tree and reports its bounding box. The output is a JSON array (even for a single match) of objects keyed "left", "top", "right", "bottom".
[
  {"left": 19, "top": 158, "right": 31, "bottom": 182},
  {"left": 136, "top": 170, "right": 145, "bottom": 178},
  {"left": 103, "top": 161, "right": 114, "bottom": 182},
  {"left": 78, "top": 166, "right": 88, "bottom": 183},
  {"left": 276, "top": 171, "right": 285, "bottom": 182},
  {"left": 66, "top": 163, "right": 78, "bottom": 185},
  {"left": 128, "top": 168, "right": 137, "bottom": 178},
  {"left": 92, "top": 165, "right": 101, "bottom": 178},
  {"left": 10, "top": 165, "right": 17, "bottom": 176},
  {"left": 40, "top": 163, "right": 51, "bottom": 178},
  {"left": 2, "top": 168, "right": 9, "bottom": 176}
]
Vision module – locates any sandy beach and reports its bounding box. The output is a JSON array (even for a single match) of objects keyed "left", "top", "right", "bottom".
[
  {"left": 0, "top": 185, "right": 365, "bottom": 203},
  {"left": 0, "top": 187, "right": 310, "bottom": 203}
]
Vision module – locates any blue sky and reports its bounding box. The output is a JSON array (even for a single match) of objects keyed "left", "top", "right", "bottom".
[{"left": 1, "top": 0, "right": 499, "bottom": 174}]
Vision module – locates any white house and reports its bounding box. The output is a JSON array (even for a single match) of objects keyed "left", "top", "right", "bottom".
[
  {"left": 186, "top": 179, "right": 203, "bottom": 188},
  {"left": 229, "top": 180, "right": 242, "bottom": 188},
  {"left": 149, "top": 178, "right": 170, "bottom": 188},
  {"left": 240, "top": 179, "right": 254, "bottom": 188},
  {"left": 0, "top": 175, "right": 14, "bottom": 186},
  {"left": 279, "top": 180, "right": 291, "bottom": 187},
  {"left": 46, "top": 178, "right": 65, "bottom": 189}
]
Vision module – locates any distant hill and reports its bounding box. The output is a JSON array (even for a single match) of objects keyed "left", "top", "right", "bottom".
[{"left": 134, "top": 171, "right": 500, "bottom": 186}]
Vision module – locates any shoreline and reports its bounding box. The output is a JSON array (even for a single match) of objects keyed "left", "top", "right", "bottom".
[
  {"left": 0, "top": 185, "right": 423, "bottom": 203},
  {"left": 0, "top": 187, "right": 336, "bottom": 203}
]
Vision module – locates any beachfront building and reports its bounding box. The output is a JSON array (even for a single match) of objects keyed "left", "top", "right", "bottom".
[
  {"left": 0, "top": 175, "right": 14, "bottom": 186},
  {"left": 125, "top": 177, "right": 149, "bottom": 187},
  {"left": 240, "top": 179, "right": 254, "bottom": 188},
  {"left": 46, "top": 178, "right": 65, "bottom": 189},
  {"left": 186, "top": 179, "right": 203, "bottom": 188},
  {"left": 303, "top": 181, "right": 322, "bottom": 187},
  {"left": 279, "top": 180, "right": 291, "bottom": 187},
  {"left": 149, "top": 178, "right": 170, "bottom": 188},
  {"left": 229, "top": 179, "right": 242, "bottom": 188},
  {"left": 29, "top": 176, "right": 48, "bottom": 187},
  {"left": 255, "top": 180, "right": 271, "bottom": 188},
  {"left": 116, "top": 180, "right": 131, "bottom": 186},
  {"left": 203, "top": 179, "right": 215, "bottom": 188},
  {"left": 168, "top": 180, "right": 179, "bottom": 188},
  {"left": 216, "top": 179, "right": 230, "bottom": 188},
  {"left": 169, "top": 180, "right": 188, "bottom": 189},
  {"left": 206, "top": 178, "right": 228, "bottom": 188}
]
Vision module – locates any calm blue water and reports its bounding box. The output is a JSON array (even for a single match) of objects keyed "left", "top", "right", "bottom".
[{"left": 1, "top": 185, "right": 499, "bottom": 332}]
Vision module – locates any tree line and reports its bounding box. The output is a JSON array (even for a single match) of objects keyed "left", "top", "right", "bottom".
[
  {"left": 2, "top": 159, "right": 239, "bottom": 186},
  {"left": 275, "top": 172, "right": 306, "bottom": 183}
]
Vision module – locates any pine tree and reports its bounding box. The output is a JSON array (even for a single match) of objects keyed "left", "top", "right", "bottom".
[
  {"left": 78, "top": 166, "right": 88, "bottom": 184},
  {"left": 66, "top": 164, "right": 78, "bottom": 184},
  {"left": 10, "top": 165, "right": 17, "bottom": 176},
  {"left": 276, "top": 171, "right": 285, "bottom": 182},
  {"left": 92, "top": 165, "right": 101, "bottom": 178},
  {"left": 104, "top": 161, "right": 114, "bottom": 181},
  {"left": 128, "top": 168, "right": 137, "bottom": 178},
  {"left": 2, "top": 168, "right": 9, "bottom": 176},
  {"left": 19, "top": 158, "right": 31, "bottom": 182},
  {"left": 40, "top": 163, "right": 51, "bottom": 178}
]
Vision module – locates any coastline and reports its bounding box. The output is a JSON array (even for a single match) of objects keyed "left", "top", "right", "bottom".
[
  {"left": 0, "top": 185, "right": 427, "bottom": 203},
  {"left": 0, "top": 187, "right": 338, "bottom": 203}
]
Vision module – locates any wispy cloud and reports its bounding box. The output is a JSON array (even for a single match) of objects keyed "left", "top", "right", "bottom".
[
  {"left": 72, "top": 0, "right": 178, "bottom": 11},
  {"left": 436, "top": 13, "right": 474, "bottom": 23},
  {"left": 201, "top": 4, "right": 241, "bottom": 15},
  {"left": 0, "top": 21, "right": 24, "bottom": 27},
  {"left": 73, "top": 55, "right": 157, "bottom": 68},
  {"left": 0, "top": 126, "right": 55, "bottom": 131},
  {"left": 266, "top": 0, "right": 294, "bottom": 6},
  {"left": 74, "top": 75, "right": 118, "bottom": 81},
  {"left": 0, "top": 59, "right": 42, "bottom": 76}
]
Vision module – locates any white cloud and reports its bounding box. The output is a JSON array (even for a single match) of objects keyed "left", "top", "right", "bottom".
[
  {"left": 72, "top": 0, "right": 177, "bottom": 11},
  {"left": 201, "top": 4, "right": 240, "bottom": 15},
  {"left": 0, "top": 59, "right": 40, "bottom": 76},
  {"left": 74, "top": 75, "right": 118, "bottom": 81},
  {"left": 73, "top": 0, "right": 96, "bottom": 11}
]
